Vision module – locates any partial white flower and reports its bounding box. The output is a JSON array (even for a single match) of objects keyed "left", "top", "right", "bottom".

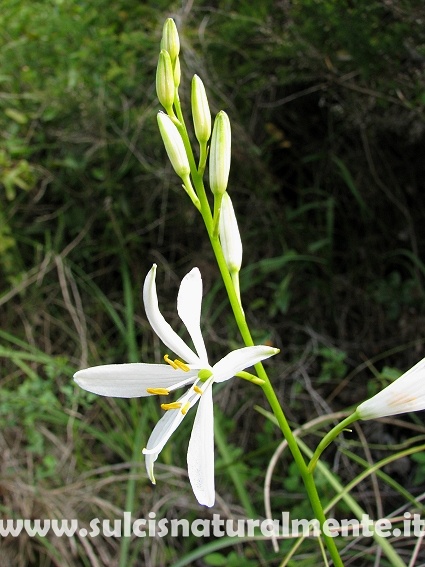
[
  {"left": 74, "top": 264, "right": 279, "bottom": 507},
  {"left": 356, "top": 357, "right": 425, "bottom": 420}
]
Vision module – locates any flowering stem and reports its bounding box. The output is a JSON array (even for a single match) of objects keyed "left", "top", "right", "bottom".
[
  {"left": 172, "top": 95, "right": 344, "bottom": 566},
  {"left": 204, "top": 217, "right": 343, "bottom": 564}
]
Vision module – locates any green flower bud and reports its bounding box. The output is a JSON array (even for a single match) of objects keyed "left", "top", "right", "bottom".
[
  {"left": 219, "top": 192, "right": 242, "bottom": 273},
  {"left": 191, "top": 75, "right": 211, "bottom": 144},
  {"left": 209, "top": 111, "right": 231, "bottom": 195},
  {"left": 157, "top": 112, "right": 190, "bottom": 179},
  {"left": 156, "top": 50, "right": 175, "bottom": 112},
  {"left": 160, "top": 18, "right": 180, "bottom": 64}
]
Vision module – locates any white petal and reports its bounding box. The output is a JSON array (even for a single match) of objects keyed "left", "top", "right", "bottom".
[
  {"left": 143, "top": 406, "right": 186, "bottom": 483},
  {"left": 143, "top": 388, "right": 201, "bottom": 483},
  {"left": 357, "top": 357, "right": 425, "bottom": 420},
  {"left": 213, "top": 345, "right": 280, "bottom": 383},
  {"left": 143, "top": 265, "right": 201, "bottom": 365},
  {"left": 177, "top": 268, "right": 208, "bottom": 363},
  {"left": 187, "top": 384, "right": 215, "bottom": 506},
  {"left": 74, "top": 363, "right": 197, "bottom": 397}
]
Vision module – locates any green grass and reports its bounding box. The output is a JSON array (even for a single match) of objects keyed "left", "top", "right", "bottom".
[{"left": 1, "top": 0, "right": 425, "bottom": 564}]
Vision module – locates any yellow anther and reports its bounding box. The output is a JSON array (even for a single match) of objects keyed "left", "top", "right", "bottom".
[
  {"left": 146, "top": 387, "right": 170, "bottom": 395},
  {"left": 181, "top": 402, "right": 190, "bottom": 415},
  {"left": 193, "top": 385, "right": 203, "bottom": 395},
  {"left": 164, "top": 354, "right": 179, "bottom": 369},
  {"left": 173, "top": 359, "right": 190, "bottom": 372},
  {"left": 161, "top": 402, "right": 182, "bottom": 411}
]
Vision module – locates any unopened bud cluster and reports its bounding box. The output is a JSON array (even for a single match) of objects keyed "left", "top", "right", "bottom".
[{"left": 156, "top": 19, "right": 241, "bottom": 275}]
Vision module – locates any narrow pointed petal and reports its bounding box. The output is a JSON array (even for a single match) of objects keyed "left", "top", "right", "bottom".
[
  {"left": 357, "top": 357, "right": 425, "bottom": 420},
  {"left": 177, "top": 268, "right": 208, "bottom": 363},
  {"left": 213, "top": 345, "right": 280, "bottom": 383},
  {"left": 143, "top": 265, "right": 200, "bottom": 365},
  {"left": 187, "top": 385, "right": 215, "bottom": 506},
  {"left": 143, "top": 390, "right": 200, "bottom": 483},
  {"left": 74, "top": 363, "right": 198, "bottom": 397},
  {"left": 143, "top": 407, "right": 186, "bottom": 483}
]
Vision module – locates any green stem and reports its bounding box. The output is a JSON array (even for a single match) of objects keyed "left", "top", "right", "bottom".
[
  {"left": 172, "top": 96, "right": 344, "bottom": 566},
  {"left": 207, "top": 223, "right": 343, "bottom": 565},
  {"left": 235, "top": 370, "right": 265, "bottom": 386},
  {"left": 198, "top": 141, "right": 208, "bottom": 175},
  {"left": 308, "top": 412, "right": 360, "bottom": 473},
  {"left": 231, "top": 270, "right": 242, "bottom": 307},
  {"left": 298, "top": 437, "right": 407, "bottom": 567},
  {"left": 212, "top": 193, "right": 223, "bottom": 237}
]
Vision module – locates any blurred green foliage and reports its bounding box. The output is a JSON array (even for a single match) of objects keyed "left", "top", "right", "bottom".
[{"left": 1, "top": 0, "right": 425, "bottom": 565}]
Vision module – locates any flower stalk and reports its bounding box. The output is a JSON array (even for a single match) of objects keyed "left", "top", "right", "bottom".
[{"left": 157, "top": 28, "right": 344, "bottom": 563}]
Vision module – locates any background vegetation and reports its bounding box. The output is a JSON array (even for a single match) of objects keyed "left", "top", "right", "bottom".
[{"left": 1, "top": 0, "right": 425, "bottom": 565}]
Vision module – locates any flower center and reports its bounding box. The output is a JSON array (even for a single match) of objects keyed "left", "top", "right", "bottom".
[
  {"left": 198, "top": 368, "right": 213, "bottom": 382},
  {"left": 149, "top": 359, "right": 208, "bottom": 416}
]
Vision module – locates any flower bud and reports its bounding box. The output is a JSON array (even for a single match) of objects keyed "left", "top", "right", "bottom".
[
  {"left": 157, "top": 112, "right": 190, "bottom": 179},
  {"left": 191, "top": 75, "right": 211, "bottom": 144},
  {"left": 209, "top": 111, "right": 231, "bottom": 195},
  {"left": 156, "top": 50, "right": 175, "bottom": 112},
  {"left": 219, "top": 192, "right": 242, "bottom": 273},
  {"left": 161, "top": 18, "right": 180, "bottom": 64}
]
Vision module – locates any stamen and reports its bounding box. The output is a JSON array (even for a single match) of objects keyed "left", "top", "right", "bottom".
[
  {"left": 181, "top": 402, "right": 191, "bottom": 415},
  {"left": 173, "top": 359, "right": 190, "bottom": 372},
  {"left": 146, "top": 387, "right": 170, "bottom": 395},
  {"left": 164, "top": 354, "right": 190, "bottom": 372},
  {"left": 161, "top": 402, "right": 182, "bottom": 411},
  {"left": 164, "top": 354, "right": 179, "bottom": 369},
  {"left": 193, "top": 385, "right": 203, "bottom": 395}
]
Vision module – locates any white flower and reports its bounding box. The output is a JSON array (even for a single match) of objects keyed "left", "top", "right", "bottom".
[
  {"left": 74, "top": 264, "right": 279, "bottom": 507},
  {"left": 356, "top": 357, "right": 425, "bottom": 420}
]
